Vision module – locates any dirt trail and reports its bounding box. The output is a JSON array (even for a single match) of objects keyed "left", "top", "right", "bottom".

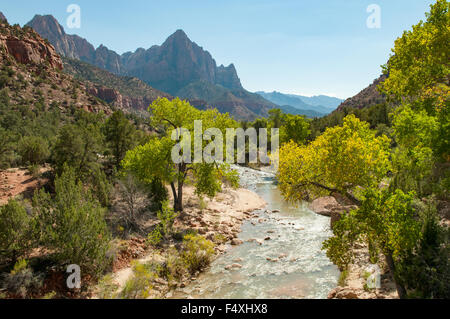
[{"left": 0, "top": 168, "right": 49, "bottom": 205}]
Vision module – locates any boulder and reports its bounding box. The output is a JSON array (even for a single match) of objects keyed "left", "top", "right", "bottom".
[
  {"left": 309, "top": 196, "right": 340, "bottom": 217},
  {"left": 231, "top": 239, "right": 243, "bottom": 246}
]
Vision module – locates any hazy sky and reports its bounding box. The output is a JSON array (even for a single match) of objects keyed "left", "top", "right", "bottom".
[{"left": 1, "top": 0, "right": 435, "bottom": 99}]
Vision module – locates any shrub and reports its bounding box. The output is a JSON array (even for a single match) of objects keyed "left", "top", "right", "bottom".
[
  {"left": 159, "top": 247, "right": 186, "bottom": 284},
  {"left": 0, "top": 259, "right": 44, "bottom": 298},
  {"left": 0, "top": 200, "right": 34, "bottom": 263},
  {"left": 157, "top": 202, "right": 177, "bottom": 239},
  {"left": 90, "top": 167, "right": 113, "bottom": 208},
  {"left": 119, "top": 262, "right": 156, "bottom": 299},
  {"left": 33, "top": 165, "right": 111, "bottom": 277},
  {"left": 51, "top": 124, "right": 102, "bottom": 181},
  {"left": 116, "top": 174, "right": 151, "bottom": 232},
  {"left": 147, "top": 202, "right": 177, "bottom": 247},
  {"left": 96, "top": 274, "right": 119, "bottom": 299},
  {"left": 18, "top": 136, "right": 50, "bottom": 165},
  {"left": 181, "top": 234, "right": 215, "bottom": 274}
]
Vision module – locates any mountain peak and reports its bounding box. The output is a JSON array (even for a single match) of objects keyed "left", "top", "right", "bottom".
[
  {"left": 27, "top": 14, "right": 65, "bottom": 35},
  {"left": 171, "top": 29, "right": 189, "bottom": 39},
  {"left": 0, "top": 12, "right": 8, "bottom": 24}
]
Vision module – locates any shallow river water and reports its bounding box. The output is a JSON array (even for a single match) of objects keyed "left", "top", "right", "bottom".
[{"left": 173, "top": 166, "right": 339, "bottom": 299}]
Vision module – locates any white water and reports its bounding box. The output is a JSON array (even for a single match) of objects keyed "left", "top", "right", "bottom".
[{"left": 174, "top": 166, "right": 339, "bottom": 299}]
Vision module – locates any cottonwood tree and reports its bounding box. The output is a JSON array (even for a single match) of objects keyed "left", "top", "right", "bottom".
[
  {"left": 122, "top": 98, "right": 239, "bottom": 212},
  {"left": 277, "top": 115, "right": 391, "bottom": 205}
]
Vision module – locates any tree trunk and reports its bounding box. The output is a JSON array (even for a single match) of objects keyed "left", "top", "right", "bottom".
[
  {"left": 385, "top": 252, "right": 407, "bottom": 299},
  {"left": 174, "top": 179, "right": 183, "bottom": 212}
]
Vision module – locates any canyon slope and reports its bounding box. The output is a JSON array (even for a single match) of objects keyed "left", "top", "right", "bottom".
[{"left": 27, "top": 15, "right": 276, "bottom": 120}]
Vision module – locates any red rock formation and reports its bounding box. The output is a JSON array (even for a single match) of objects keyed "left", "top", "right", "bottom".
[{"left": 0, "top": 25, "right": 62, "bottom": 70}]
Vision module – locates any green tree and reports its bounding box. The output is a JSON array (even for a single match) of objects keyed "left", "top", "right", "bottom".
[
  {"left": 104, "top": 110, "right": 138, "bottom": 167},
  {"left": 52, "top": 123, "right": 102, "bottom": 181},
  {"left": 0, "top": 200, "right": 34, "bottom": 263},
  {"left": 323, "top": 188, "right": 422, "bottom": 299},
  {"left": 122, "top": 98, "right": 238, "bottom": 212},
  {"left": 33, "top": 165, "right": 111, "bottom": 276},
  {"left": 380, "top": 0, "right": 449, "bottom": 161},
  {"left": 18, "top": 136, "right": 50, "bottom": 165},
  {"left": 279, "top": 113, "right": 311, "bottom": 145},
  {"left": 278, "top": 115, "right": 391, "bottom": 205}
]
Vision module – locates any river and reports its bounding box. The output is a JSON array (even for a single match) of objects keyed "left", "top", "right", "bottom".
[{"left": 173, "top": 165, "right": 339, "bottom": 299}]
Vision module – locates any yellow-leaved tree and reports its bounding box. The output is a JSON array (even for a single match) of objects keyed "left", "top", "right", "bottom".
[{"left": 278, "top": 115, "right": 391, "bottom": 205}]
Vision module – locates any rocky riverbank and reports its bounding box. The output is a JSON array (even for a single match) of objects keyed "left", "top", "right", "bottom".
[
  {"left": 309, "top": 196, "right": 398, "bottom": 299},
  {"left": 103, "top": 185, "right": 267, "bottom": 298}
]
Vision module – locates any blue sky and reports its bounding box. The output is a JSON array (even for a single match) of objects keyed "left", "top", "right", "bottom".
[{"left": 1, "top": 0, "right": 435, "bottom": 99}]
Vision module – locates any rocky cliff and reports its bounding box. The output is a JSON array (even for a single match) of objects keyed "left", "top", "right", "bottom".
[
  {"left": 0, "top": 20, "right": 111, "bottom": 115},
  {"left": 26, "top": 15, "right": 122, "bottom": 74},
  {"left": 26, "top": 15, "right": 274, "bottom": 120},
  {"left": 0, "top": 22, "right": 62, "bottom": 70},
  {"left": 63, "top": 57, "right": 172, "bottom": 111}
]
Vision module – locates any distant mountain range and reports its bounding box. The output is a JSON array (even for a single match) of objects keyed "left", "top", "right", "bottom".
[
  {"left": 26, "top": 15, "right": 277, "bottom": 120},
  {"left": 256, "top": 91, "right": 342, "bottom": 116}
]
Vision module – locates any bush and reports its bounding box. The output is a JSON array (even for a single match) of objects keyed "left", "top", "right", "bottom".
[
  {"left": 147, "top": 202, "right": 177, "bottom": 246},
  {"left": 90, "top": 168, "right": 113, "bottom": 208},
  {"left": 33, "top": 165, "right": 111, "bottom": 277},
  {"left": 119, "top": 262, "right": 156, "bottom": 299},
  {"left": 18, "top": 136, "right": 50, "bottom": 165},
  {"left": 51, "top": 124, "right": 102, "bottom": 181},
  {"left": 115, "top": 174, "right": 151, "bottom": 232},
  {"left": 158, "top": 247, "right": 186, "bottom": 285},
  {"left": 0, "top": 259, "right": 44, "bottom": 298},
  {"left": 0, "top": 200, "right": 34, "bottom": 263},
  {"left": 181, "top": 234, "right": 215, "bottom": 274}
]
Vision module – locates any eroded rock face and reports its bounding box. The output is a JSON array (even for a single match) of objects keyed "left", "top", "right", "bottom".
[
  {"left": 0, "top": 26, "right": 62, "bottom": 70},
  {"left": 88, "top": 85, "right": 162, "bottom": 110},
  {"left": 26, "top": 15, "right": 122, "bottom": 74}
]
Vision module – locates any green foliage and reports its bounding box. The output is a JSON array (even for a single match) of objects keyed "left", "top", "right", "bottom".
[
  {"left": 390, "top": 105, "right": 440, "bottom": 195},
  {"left": 156, "top": 202, "right": 178, "bottom": 239},
  {"left": 309, "top": 103, "right": 392, "bottom": 141},
  {"left": 381, "top": 0, "right": 449, "bottom": 108},
  {"left": 278, "top": 115, "right": 391, "bottom": 203},
  {"left": 0, "top": 200, "right": 34, "bottom": 263},
  {"left": 33, "top": 165, "right": 111, "bottom": 276},
  {"left": 123, "top": 98, "right": 239, "bottom": 211},
  {"left": 396, "top": 202, "right": 450, "bottom": 298},
  {"left": 158, "top": 247, "right": 187, "bottom": 284},
  {"left": 52, "top": 123, "right": 103, "bottom": 181},
  {"left": 148, "top": 202, "right": 178, "bottom": 244},
  {"left": 194, "top": 163, "right": 222, "bottom": 198},
  {"left": 89, "top": 167, "right": 113, "bottom": 207},
  {"left": 279, "top": 113, "right": 311, "bottom": 145},
  {"left": 104, "top": 110, "right": 139, "bottom": 167},
  {"left": 119, "top": 261, "right": 156, "bottom": 299},
  {"left": 181, "top": 234, "right": 215, "bottom": 274},
  {"left": 323, "top": 188, "right": 422, "bottom": 296},
  {"left": 147, "top": 227, "right": 163, "bottom": 247},
  {"left": 18, "top": 136, "right": 50, "bottom": 165}
]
